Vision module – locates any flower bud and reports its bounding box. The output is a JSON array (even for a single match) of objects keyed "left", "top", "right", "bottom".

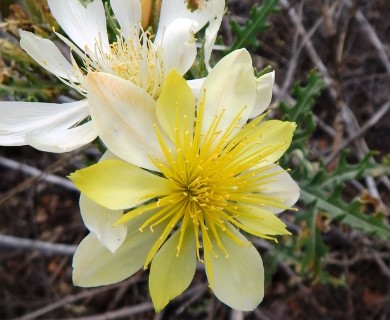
[{"left": 141, "top": 0, "right": 161, "bottom": 30}]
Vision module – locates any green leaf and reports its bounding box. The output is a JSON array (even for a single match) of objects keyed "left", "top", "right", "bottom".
[
  {"left": 320, "top": 152, "right": 390, "bottom": 188},
  {"left": 295, "top": 207, "right": 329, "bottom": 281},
  {"left": 280, "top": 71, "right": 324, "bottom": 122},
  {"left": 299, "top": 188, "right": 390, "bottom": 240},
  {"left": 228, "top": 0, "right": 278, "bottom": 52},
  {"left": 279, "top": 71, "right": 324, "bottom": 154}
]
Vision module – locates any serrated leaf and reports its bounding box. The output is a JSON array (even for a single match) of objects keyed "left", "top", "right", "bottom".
[
  {"left": 295, "top": 207, "right": 329, "bottom": 281},
  {"left": 300, "top": 188, "right": 390, "bottom": 240},
  {"left": 228, "top": 0, "right": 278, "bottom": 52},
  {"left": 279, "top": 72, "right": 324, "bottom": 157},
  {"left": 320, "top": 152, "right": 390, "bottom": 188},
  {"left": 280, "top": 71, "right": 324, "bottom": 122}
]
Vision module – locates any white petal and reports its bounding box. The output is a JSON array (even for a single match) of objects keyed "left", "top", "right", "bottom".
[
  {"left": 155, "top": 0, "right": 189, "bottom": 44},
  {"left": 149, "top": 227, "right": 196, "bottom": 311},
  {"left": 256, "top": 165, "right": 300, "bottom": 213},
  {"left": 155, "top": 0, "right": 224, "bottom": 43},
  {"left": 0, "top": 99, "right": 89, "bottom": 146},
  {"left": 204, "top": 223, "right": 264, "bottom": 311},
  {"left": 73, "top": 210, "right": 165, "bottom": 287},
  {"left": 87, "top": 72, "right": 164, "bottom": 171},
  {"left": 203, "top": 0, "right": 225, "bottom": 70},
  {"left": 0, "top": 132, "right": 25, "bottom": 146},
  {"left": 110, "top": 0, "right": 141, "bottom": 39},
  {"left": 80, "top": 196, "right": 126, "bottom": 253},
  {"left": 201, "top": 49, "right": 256, "bottom": 138},
  {"left": 79, "top": 150, "right": 126, "bottom": 253},
  {"left": 187, "top": 78, "right": 205, "bottom": 98},
  {"left": 19, "top": 30, "right": 79, "bottom": 82},
  {"left": 25, "top": 120, "right": 97, "bottom": 152},
  {"left": 250, "top": 71, "right": 275, "bottom": 118},
  {"left": 161, "top": 18, "right": 197, "bottom": 75},
  {"left": 48, "top": 0, "right": 109, "bottom": 53}
]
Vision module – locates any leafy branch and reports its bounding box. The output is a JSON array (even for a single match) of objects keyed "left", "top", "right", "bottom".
[{"left": 228, "top": 0, "right": 278, "bottom": 52}]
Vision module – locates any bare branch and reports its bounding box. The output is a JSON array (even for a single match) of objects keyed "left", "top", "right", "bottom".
[{"left": 0, "top": 234, "right": 77, "bottom": 256}]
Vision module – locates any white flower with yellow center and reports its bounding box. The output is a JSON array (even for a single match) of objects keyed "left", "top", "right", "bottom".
[
  {"left": 0, "top": 0, "right": 225, "bottom": 152},
  {"left": 69, "top": 49, "right": 299, "bottom": 311}
]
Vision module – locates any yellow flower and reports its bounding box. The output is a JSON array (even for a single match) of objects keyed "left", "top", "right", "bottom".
[{"left": 69, "top": 49, "right": 299, "bottom": 311}]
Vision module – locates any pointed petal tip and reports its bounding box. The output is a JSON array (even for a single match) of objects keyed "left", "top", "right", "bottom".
[
  {"left": 67, "top": 170, "right": 79, "bottom": 183},
  {"left": 165, "top": 68, "right": 182, "bottom": 80}
]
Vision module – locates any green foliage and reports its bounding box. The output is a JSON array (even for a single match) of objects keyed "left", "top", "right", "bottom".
[
  {"left": 228, "top": 0, "right": 278, "bottom": 52},
  {"left": 280, "top": 71, "right": 324, "bottom": 151},
  {"left": 296, "top": 150, "right": 390, "bottom": 240},
  {"left": 271, "top": 72, "right": 390, "bottom": 283},
  {"left": 295, "top": 207, "right": 329, "bottom": 281}
]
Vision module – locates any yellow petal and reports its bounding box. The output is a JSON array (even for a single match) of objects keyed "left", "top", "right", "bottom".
[
  {"left": 156, "top": 70, "right": 195, "bottom": 143},
  {"left": 204, "top": 223, "right": 264, "bottom": 311},
  {"left": 230, "top": 120, "right": 296, "bottom": 168},
  {"left": 73, "top": 210, "right": 165, "bottom": 287},
  {"left": 236, "top": 204, "right": 291, "bottom": 236},
  {"left": 69, "top": 160, "right": 171, "bottom": 210},
  {"left": 149, "top": 226, "right": 196, "bottom": 312}
]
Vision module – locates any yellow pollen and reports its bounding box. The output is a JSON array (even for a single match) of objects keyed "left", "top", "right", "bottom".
[
  {"left": 133, "top": 92, "right": 295, "bottom": 266},
  {"left": 85, "top": 28, "right": 164, "bottom": 98}
]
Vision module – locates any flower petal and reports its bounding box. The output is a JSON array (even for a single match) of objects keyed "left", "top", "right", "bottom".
[
  {"left": 187, "top": 77, "right": 205, "bottom": 98},
  {"left": 236, "top": 204, "right": 291, "bottom": 236},
  {"left": 0, "top": 132, "right": 24, "bottom": 146},
  {"left": 19, "top": 30, "right": 79, "bottom": 82},
  {"left": 161, "top": 18, "right": 197, "bottom": 75},
  {"left": 87, "top": 72, "right": 164, "bottom": 171},
  {"left": 250, "top": 71, "right": 275, "bottom": 118},
  {"left": 156, "top": 70, "right": 195, "bottom": 142},
  {"left": 228, "top": 120, "right": 296, "bottom": 168},
  {"left": 73, "top": 210, "right": 165, "bottom": 287},
  {"left": 48, "top": 0, "right": 109, "bottom": 53},
  {"left": 0, "top": 99, "right": 89, "bottom": 146},
  {"left": 80, "top": 194, "right": 126, "bottom": 253},
  {"left": 201, "top": 49, "right": 256, "bottom": 139},
  {"left": 69, "top": 159, "right": 171, "bottom": 210},
  {"left": 254, "top": 120, "right": 296, "bottom": 165},
  {"left": 79, "top": 151, "right": 126, "bottom": 253},
  {"left": 155, "top": 0, "right": 224, "bottom": 43},
  {"left": 149, "top": 226, "right": 196, "bottom": 312},
  {"left": 25, "top": 120, "right": 97, "bottom": 152},
  {"left": 204, "top": 223, "right": 264, "bottom": 311},
  {"left": 110, "top": 0, "right": 141, "bottom": 39},
  {"left": 254, "top": 165, "right": 300, "bottom": 213},
  {"left": 203, "top": 0, "right": 225, "bottom": 70}
]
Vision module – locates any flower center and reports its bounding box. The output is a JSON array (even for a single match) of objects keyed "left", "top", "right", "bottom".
[
  {"left": 108, "top": 32, "right": 164, "bottom": 98},
  {"left": 85, "top": 28, "right": 164, "bottom": 99},
  {"left": 116, "top": 94, "right": 292, "bottom": 267}
]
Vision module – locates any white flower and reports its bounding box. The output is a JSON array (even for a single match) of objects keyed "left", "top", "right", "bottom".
[
  {"left": 0, "top": 0, "right": 225, "bottom": 152},
  {"left": 69, "top": 49, "right": 298, "bottom": 311}
]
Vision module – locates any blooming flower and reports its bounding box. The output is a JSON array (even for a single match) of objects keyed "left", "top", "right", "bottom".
[
  {"left": 0, "top": 0, "right": 224, "bottom": 152},
  {"left": 69, "top": 49, "right": 300, "bottom": 311}
]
